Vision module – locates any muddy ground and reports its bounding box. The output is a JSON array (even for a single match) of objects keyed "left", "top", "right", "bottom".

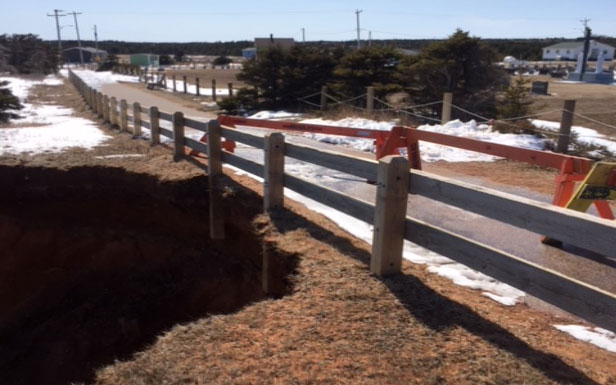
[{"left": 0, "top": 78, "right": 615, "bottom": 385}]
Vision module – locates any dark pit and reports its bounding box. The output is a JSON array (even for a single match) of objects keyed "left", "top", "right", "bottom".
[{"left": 0, "top": 165, "right": 295, "bottom": 385}]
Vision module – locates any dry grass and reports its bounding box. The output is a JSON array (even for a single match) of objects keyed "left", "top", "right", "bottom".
[{"left": 6, "top": 77, "right": 616, "bottom": 385}]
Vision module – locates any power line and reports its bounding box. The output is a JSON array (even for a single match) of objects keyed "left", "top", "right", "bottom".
[
  {"left": 47, "top": 9, "right": 66, "bottom": 53},
  {"left": 355, "top": 9, "right": 362, "bottom": 49},
  {"left": 67, "top": 11, "right": 84, "bottom": 65}
]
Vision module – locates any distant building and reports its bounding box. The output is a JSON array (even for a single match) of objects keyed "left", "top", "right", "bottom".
[
  {"left": 63, "top": 47, "right": 107, "bottom": 63},
  {"left": 130, "top": 53, "right": 160, "bottom": 67},
  {"left": 396, "top": 48, "right": 420, "bottom": 57},
  {"left": 542, "top": 40, "right": 614, "bottom": 61},
  {"left": 242, "top": 47, "right": 257, "bottom": 59},
  {"left": 254, "top": 35, "right": 295, "bottom": 51}
]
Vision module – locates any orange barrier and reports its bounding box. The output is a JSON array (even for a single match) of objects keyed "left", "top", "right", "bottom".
[{"left": 216, "top": 115, "right": 611, "bottom": 219}]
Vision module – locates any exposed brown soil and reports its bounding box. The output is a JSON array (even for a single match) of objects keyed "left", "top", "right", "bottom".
[{"left": 1, "top": 76, "right": 615, "bottom": 385}]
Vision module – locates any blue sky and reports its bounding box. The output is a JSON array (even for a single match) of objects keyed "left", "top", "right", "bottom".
[{"left": 2, "top": 0, "right": 615, "bottom": 42}]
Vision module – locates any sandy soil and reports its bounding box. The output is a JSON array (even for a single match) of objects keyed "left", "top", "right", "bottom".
[
  {"left": 526, "top": 75, "right": 616, "bottom": 138},
  {"left": 2, "top": 77, "right": 615, "bottom": 385}
]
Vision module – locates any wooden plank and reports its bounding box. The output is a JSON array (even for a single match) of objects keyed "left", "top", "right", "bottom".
[
  {"left": 159, "top": 111, "right": 173, "bottom": 121},
  {"left": 207, "top": 120, "right": 225, "bottom": 239},
  {"left": 141, "top": 120, "right": 151, "bottom": 129},
  {"left": 110, "top": 97, "right": 118, "bottom": 127},
  {"left": 120, "top": 99, "right": 128, "bottom": 132},
  {"left": 284, "top": 174, "right": 374, "bottom": 224},
  {"left": 160, "top": 127, "right": 173, "bottom": 139},
  {"left": 103, "top": 95, "right": 110, "bottom": 123},
  {"left": 149, "top": 106, "right": 160, "bottom": 144},
  {"left": 221, "top": 152, "right": 264, "bottom": 178},
  {"left": 183, "top": 136, "right": 208, "bottom": 155},
  {"left": 371, "top": 156, "right": 409, "bottom": 276},
  {"left": 140, "top": 105, "right": 149, "bottom": 114},
  {"left": 285, "top": 141, "right": 377, "bottom": 181},
  {"left": 405, "top": 217, "right": 616, "bottom": 333},
  {"left": 410, "top": 169, "right": 616, "bottom": 258},
  {"left": 184, "top": 117, "right": 208, "bottom": 132},
  {"left": 172, "top": 112, "right": 185, "bottom": 160},
  {"left": 132, "top": 102, "right": 142, "bottom": 136},
  {"left": 221, "top": 127, "right": 265, "bottom": 149},
  {"left": 264, "top": 133, "right": 285, "bottom": 210}
]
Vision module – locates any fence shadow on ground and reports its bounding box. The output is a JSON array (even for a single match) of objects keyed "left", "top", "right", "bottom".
[{"left": 266, "top": 205, "right": 601, "bottom": 385}]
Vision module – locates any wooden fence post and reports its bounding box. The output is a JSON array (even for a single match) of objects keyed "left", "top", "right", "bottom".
[
  {"left": 90, "top": 88, "right": 97, "bottom": 113},
  {"left": 371, "top": 155, "right": 409, "bottom": 276},
  {"left": 206, "top": 119, "right": 225, "bottom": 239},
  {"left": 120, "top": 99, "right": 128, "bottom": 132},
  {"left": 211, "top": 79, "right": 217, "bottom": 101},
  {"left": 195, "top": 77, "right": 200, "bottom": 96},
  {"left": 320, "top": 85, "right": 327, "bottom": 110},
  {"left": 103, "top": 95, "right": 110, "bottom": 123},
  {"left": 442, "top": 92, "right": 452, "bottom": 124},
  {"left": 149, "top": 106, "right": 160, "bottom": 145},
  {"left": 557, "top": 100, "right": 576, "bottom": 154},
  {"left": 366, "top": 86, "right": 375, "bottom": 112},
  {"left": 97, "top": 92, "right": 104, "bottom": 118},
  {"left": 183, "top": 75, "right": 187, "bottom": 94},
  {"left": 110, "top": 97, "right": 118, "bottom": 127},
  {"left": 228, "top": 82, "right": 233, "bottom": 97},
  {"left": 133, "top": 102, "right": 142, "bottom": 136},
  {"left": 172, "top": 75, "right": 176, "bottom": 92},
  {"left": 264, "top": 133, "right": 285, "bottom": 211},
  {"left": 172, "top": 111, "right": 185, "bottom": 161}
]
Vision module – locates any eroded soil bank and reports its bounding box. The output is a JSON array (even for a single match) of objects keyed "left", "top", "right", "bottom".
[{"left": 0, "top": 165, "right": 293, "bottom": 385}]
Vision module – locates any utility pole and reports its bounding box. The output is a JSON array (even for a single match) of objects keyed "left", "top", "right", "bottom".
[
  {"left": 47, "top": 9, "right": 66, "bottom": 55},
  {"left": 369, "top": 31, "right": 372, "bottom": 46},
  {"left": 302, "top": 28, "right": 305, "bottom": 43},
  {"left": 67, "top": 11, "right": 84, "bottom": 66},
  {"left": 355, "top": 9, "right": 363, "bottom": 49},
  {"left": 579, "top": 19, "right": 591, "bottom": 81},
  {"left": 93, "top": 25, "right": 100, "bottom": 61}
]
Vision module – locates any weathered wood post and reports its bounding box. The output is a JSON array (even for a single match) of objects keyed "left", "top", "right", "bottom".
[
  {"left": 557, "top": 100, "right": 576, "bottom": 154},
  {"left": 206, "top": 119, "right": 225, "bottom": 239},
  {"left": 172, "top": 75, "right": 177, "bottom": 92},
  {"left": 132, "top": 102, "right": 142, "bottom": 136},
  {"left": 366, "top": 86, "right": 375, "bottom": 113},
  {"left": 172, "top": 111, "right": 185, "bottom": 161},
  {"left": 110, "top": 97, "right": 118, "bottom": 127},
  {"left": 97, "top": 92, "right": 104, "bottom": 118},
  {"left": 149, "top": 106, "right": 160, "bottom": 145},
  {"left": 371, "top": 155, "right": 409, "bottom": 276},
  {"left": 103, "top": 95, "right": 110, "bottom": 122},
  {"left": 264, "top": 133, "right": 285, "bottom": 211},
  {"left": 120, "top": 99, "right": 128, "bottom": 132},
  {"left": 211, "top": 79, "right": 217, "bottom": 101},
  {"left": 89, "top": 88, "right": 96, "bottom": 112},
  {"left": 441, "top": 92, "right": 453, "bottom": 124},
  {"left": 183, "top": 75, "right": 187, "bottom": 94},
  {"left": 228, "top": 82, "right": 233, "bottom": 97},
  {"left": 320, "top": 85, "right": 327, "bottom": 110},
  {"left": 195, "top": 77, "right": 200, "bottom": 96}
]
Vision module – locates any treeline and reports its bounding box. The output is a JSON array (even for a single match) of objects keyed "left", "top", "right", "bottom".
[
  {"left": 46, "top": 37, "right": 616, "bottom": 60},
  {"left": 221, "top": 30, "right": 520, "bottom": 122},
  {"left": 0, "top": 34, "right": 58, "bottom": 74}
]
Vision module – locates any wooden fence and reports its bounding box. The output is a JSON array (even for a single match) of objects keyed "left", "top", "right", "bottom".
[{"left": 68, "top": 70, "right": 616, "bottom": 333}]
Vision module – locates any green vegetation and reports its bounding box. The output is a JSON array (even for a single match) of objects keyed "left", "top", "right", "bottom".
[
  {"left": 0, "top": 80, "right": 22, "bottom": 122},
  {"left": 212, "top": 56, "right": 232, "bottom": 66},
  {"left": 1, "top": 34, "right": 58, "bottom": 74}
]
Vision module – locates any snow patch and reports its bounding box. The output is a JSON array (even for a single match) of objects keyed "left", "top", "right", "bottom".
[
  {"left": 249, "top": 111, "right": 303, "bottom": 120},
  {"left": 532, "top": 119, "right": 616, "bottom": 154},
  {"left": 554, "top": 325, "right": 616, "bottom": 353},
  {"left": 69, "top": 70, "right": 139, "bottom": 90}
]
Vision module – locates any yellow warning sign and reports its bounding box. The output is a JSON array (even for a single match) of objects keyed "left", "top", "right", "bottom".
[{"left": 565, "top": 162, "right": 616, "bottom": 218}]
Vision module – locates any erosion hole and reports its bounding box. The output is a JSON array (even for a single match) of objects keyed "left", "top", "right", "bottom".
[{"left": 0, "top": 165, "right": 295, "bottom": 385}]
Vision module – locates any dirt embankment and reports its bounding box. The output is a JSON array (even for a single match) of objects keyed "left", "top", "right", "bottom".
[{"left": 0, "top": 165, "right": 296, "bottom": 385}]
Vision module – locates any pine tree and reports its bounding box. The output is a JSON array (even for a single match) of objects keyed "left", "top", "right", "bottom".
[{"left": 0, "top": 80, "right": 22, "bottom": 122}]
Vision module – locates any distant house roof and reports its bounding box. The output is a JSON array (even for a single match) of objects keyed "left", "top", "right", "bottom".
[
  {"left": 254, "top": 36, "right": 294, "bottom": 50},
  {"left": 544, "top": 40, "right": 615, "bottom": 50},
  {"left": 63, "top": 46, "right": 107, "bottom": 55}
]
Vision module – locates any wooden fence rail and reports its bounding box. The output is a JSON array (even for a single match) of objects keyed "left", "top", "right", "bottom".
[{"left": 67, "top": 70, "right": 616, "bottom": 333}]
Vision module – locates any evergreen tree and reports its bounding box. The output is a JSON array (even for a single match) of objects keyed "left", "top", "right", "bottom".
[
  {"left": 0, "top": 80, "right": 22, "bottom": 122},
  {"left": 398, "top": 30, "right": 507, "bottom": 118},
  {"left": 496, "top": 76, "right": 534, "bottom": 120},
  {"left": 0, "top": 34, "right": 58, "bottom": 74},
  {"left": 330, "top": 46, "right": 402, "bottom": 98}
]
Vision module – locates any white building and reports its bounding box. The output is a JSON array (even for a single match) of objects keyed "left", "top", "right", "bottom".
[{"left": 542, "top": 40, "right": 614, "bottom": 61}]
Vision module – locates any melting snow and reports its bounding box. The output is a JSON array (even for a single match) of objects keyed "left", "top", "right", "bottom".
[{"left": 554, "top": 325, "right": 616, "bottom": 353}]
